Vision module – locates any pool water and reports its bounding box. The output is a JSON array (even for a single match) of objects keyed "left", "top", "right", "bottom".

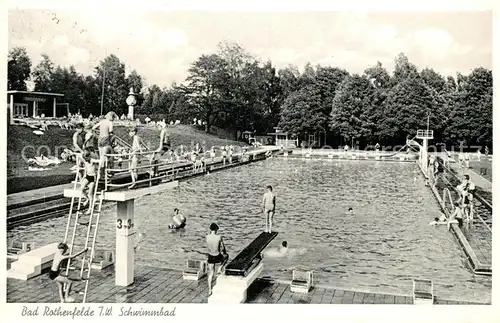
[{"left": 7, "top": 158, "right": 491, "bottom": 302}]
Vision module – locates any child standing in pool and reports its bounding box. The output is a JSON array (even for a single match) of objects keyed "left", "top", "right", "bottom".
[{"left": 49, "top": 243, "right": 88, "bottom": 303}]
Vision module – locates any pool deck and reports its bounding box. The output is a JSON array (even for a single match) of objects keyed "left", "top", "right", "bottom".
[{"left": 6, "top": 265, "right": 488, "bottom": 305}]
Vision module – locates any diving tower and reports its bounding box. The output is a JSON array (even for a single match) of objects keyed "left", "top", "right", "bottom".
[
  {"left": 63, "top": 180, "right": 178, "bottom": 286},
  {"left": 408, "top": 129, "right": 434, "bottom": 175}
]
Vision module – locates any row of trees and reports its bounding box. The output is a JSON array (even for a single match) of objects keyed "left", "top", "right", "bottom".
[
  {"left": 7, "top": 42, "right": 492, "bottom": 148},
  {"left": 8, "top": 48, "right": 143, "bottom": 116}
]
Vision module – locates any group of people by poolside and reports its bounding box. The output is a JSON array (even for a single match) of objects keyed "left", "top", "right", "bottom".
[
  {"left": 49, "top": 184, "right": 278, "bottom": 301},
  {"left": 429, "top": 174, "right": 476, "bottom": 229}
]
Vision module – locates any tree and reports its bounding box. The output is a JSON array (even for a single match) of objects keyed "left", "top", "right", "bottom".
[
  {"left": 184, "top": 54, "right": 230, "bottom": 132},
  {"left": 330, "top": 74, "right": 376, "bottom": 145},
  {"left": 380, "top": 75, "right": 439, "bottom": 144},
  {"left": 32, "top": 54, "right": 55, "bottom": 92},
  {"left": 126, "top": 70, "right": 144, "bottom": 106},
  {"left": 443, "top": 68, "right": 492, "bottom": 148},
  {"left": 8, "top": 47, "right": 32, "bottom": 90},
  {"left": 50, "top": 66, "right": 87, "bottom": 114},
  {"left": 278, "top": 85, "right": 325, "bottom": 138},
  {"left": 391, "top": 53, "right": 419, "bottom": 84},
  {"left": 94, "top": 54, "right": 128, "bottom": 115},
  {"left": 278, "top": 65, "right": 300, "bottom": 99}
]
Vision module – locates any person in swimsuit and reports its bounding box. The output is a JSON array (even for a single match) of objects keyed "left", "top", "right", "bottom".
[
  {"left": 93, "top": 112, "right": 117, "bottom": 175},
  {"left": 448, "top": 202, "right": 465, "bottom": 229},
  {"left": 80, "top": 150, "right": 98, "bottom": 214},
  {"left": 222, "top": 146, "right": 227, "bottom": 166},
  {"left": 128, "top": 127, "right": 142, "bottom": 189},
  {"left": 168, "top": 208, "right": 186, "bottom": 229},
  {"left": 262, "top": 185, "right": 276, "bottom": 233},
  {"left": 83, "top": 124, "right": 98, "bottom": 152},
  {"left": 429, "top": 212, "right": 456, "bottom": 225},
  {"left": 50, "top": 243, "right": 88, "bottom": 303},
  {"left": 72, "top": 123, "right": 85, "bottom": 154},
  {"left": 72, "top": 124, "right": 86, "bottom": 180},
  {"left": 457, "top": 175, "right": 475, "bottom": 220},
  {"left": 206, "top": 223, "right": 229, "bottom": 296},
  {"left": 150, "top": 121, "right": 171, "bottom": 176}
]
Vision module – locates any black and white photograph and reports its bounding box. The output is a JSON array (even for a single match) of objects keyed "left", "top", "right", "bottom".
[{"left": 2, "top": 0, "right": 496, "bottom": 321}]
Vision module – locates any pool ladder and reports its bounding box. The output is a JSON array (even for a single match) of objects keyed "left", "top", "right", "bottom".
[{"left": 63, "top": 160, "right": 106, "bottom": 303}]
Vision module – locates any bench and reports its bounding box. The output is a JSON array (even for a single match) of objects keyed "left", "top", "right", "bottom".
[
  {"left": 182, "top": 259, "right": 207, "bottom": 281},
  {"left": 7, "top": 241, "right": 35, "bottom": 260},
  {"left": 290, "top": 269, "right": 313, "bottom": 294},
  {"left": 413, "top": 279, "right": 433, "bottom": 305}
]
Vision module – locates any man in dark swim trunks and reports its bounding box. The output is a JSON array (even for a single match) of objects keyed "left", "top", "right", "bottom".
[
  {"left": 50, "top": 243, "right": 88, "bottom": 303},
  {"left": 206, "top": 223, "right": 229, "bottom": 296}
]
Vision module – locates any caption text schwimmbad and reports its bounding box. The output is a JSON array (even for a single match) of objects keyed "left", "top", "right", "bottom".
[{"left": 21, "top": 305, "right": 177, "bottom": 318}]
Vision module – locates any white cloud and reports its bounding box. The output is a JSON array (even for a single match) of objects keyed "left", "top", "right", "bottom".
[
  {"left": 158, "top": 28, "right": 188, "bottom": 50},
  {"left": 66, "top": 46, "right": 90, "bottom": 65},
  {"left": 52, "top": 34, "right": 69, "bottom": 48}
]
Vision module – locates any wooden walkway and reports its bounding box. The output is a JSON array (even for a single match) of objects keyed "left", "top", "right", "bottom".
[{"left": 6, "top": 265, "right": 488, "bottom": 305}]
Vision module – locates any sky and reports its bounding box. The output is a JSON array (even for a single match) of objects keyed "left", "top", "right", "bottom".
[{"left": 8, "top": 10, "right": 492, "bottom": 88}]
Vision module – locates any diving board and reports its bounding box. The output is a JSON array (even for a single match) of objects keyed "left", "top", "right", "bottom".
[
  {"left": 225, "top": 231, "right": 278, "bottom": 276},
  {"left": 209, "top": 231, "right": 278, "bottom": 304}
]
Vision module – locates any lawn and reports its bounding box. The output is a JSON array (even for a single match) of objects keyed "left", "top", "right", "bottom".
[
  {"left": 6, "top": 124, "right": 246, "bottom": 194},
  {"left": 468, "top": 158, "right": 493, "bottom": 183}
]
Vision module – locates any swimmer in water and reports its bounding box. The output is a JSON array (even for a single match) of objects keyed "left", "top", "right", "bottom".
[
  {"left": 168, "top": 208, "right": 186, "bottom": 229},
  {"left": 348, "top": 207, "right": 353, "bottom": 214},
  {"left": 49, "top": 243, "right": 88, "bottom": 303},
  {"left": 264, "top": 241, "right": 288, "bottom": 258},
  {"left": 429, "top": 212, "right": 454, "bottom": 225}
]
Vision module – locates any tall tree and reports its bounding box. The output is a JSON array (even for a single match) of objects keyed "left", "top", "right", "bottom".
[
  {"left": 94, "top": 54, "right": 128, "bottom": 115},
  {"left": 330, "top": 74, "right": 377, "bottom": 145},
  {"left": 32, "top": 54, "right": 55, "bottom": 92},
  {"left": 184, "top": 54, "right": 230, "bottom": 132},
  {"left": 278, "top": 84, "right": 325, "bottom": 138},
  {"left": 8, "top": 47, "right": 32, "bottom": 90}
]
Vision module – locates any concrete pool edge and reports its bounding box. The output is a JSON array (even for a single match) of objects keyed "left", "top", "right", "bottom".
[
  {"left": 6, "top": 147, "right": 278, "bottom": 228},
  {"left": 6, "top": 264, "right": 491, "bottom": 304},
  {"left": 417, "top": 161, "right": 492, "bottom": 275}
]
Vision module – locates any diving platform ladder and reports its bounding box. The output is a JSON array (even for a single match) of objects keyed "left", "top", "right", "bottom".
[{"left": 63, "top": 159, "right": 106, "bottom": 303}]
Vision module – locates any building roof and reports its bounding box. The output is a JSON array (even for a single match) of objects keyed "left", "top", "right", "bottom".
[
  {"left": 7, "top": 90, "right": 64, "bottom": 97},
  {"left": 267, "top": 132, "right": 291, "bottom": 136}
]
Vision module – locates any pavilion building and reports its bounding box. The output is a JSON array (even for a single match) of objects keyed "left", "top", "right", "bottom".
[{"left": 7, "top": 90, "right": 67, "bottom": 125}]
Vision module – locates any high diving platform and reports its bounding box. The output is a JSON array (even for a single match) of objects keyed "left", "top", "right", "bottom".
[
  {"left": 209, "top": 231, "right": 278, "bottom": 304},
  {"left": 63, "top": 180, "right": 179, "bottom": 289}
]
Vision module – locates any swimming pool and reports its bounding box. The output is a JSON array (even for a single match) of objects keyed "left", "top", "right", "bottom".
[{"left": 7, "top": 158, "right": 491, "bottom": 302}]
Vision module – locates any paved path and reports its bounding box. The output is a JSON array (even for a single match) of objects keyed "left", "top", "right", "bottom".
[
  {"left": 447, "top": 158, "right": 492, "bottom": 193},
  {"left": 6, "top": 265, "right": 488, "bottom": 305}
]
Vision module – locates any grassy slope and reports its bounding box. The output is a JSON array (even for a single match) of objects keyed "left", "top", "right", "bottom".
[{"left": 7, "top": 124, "right": 245, "bottom": 194}]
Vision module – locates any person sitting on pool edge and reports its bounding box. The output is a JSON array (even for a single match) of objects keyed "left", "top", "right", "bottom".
[
  {"left": 448, "top": 202, "right": 465, "bottom": 229},
  {"left": 168, "top": 208, "right": 186, "bottom": 229},
  {"left": 206, "top": 223, "right": 229, "bottom": 296},
  {"left": 50, "top": 243, "right": 88, "bottom": 303}
]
